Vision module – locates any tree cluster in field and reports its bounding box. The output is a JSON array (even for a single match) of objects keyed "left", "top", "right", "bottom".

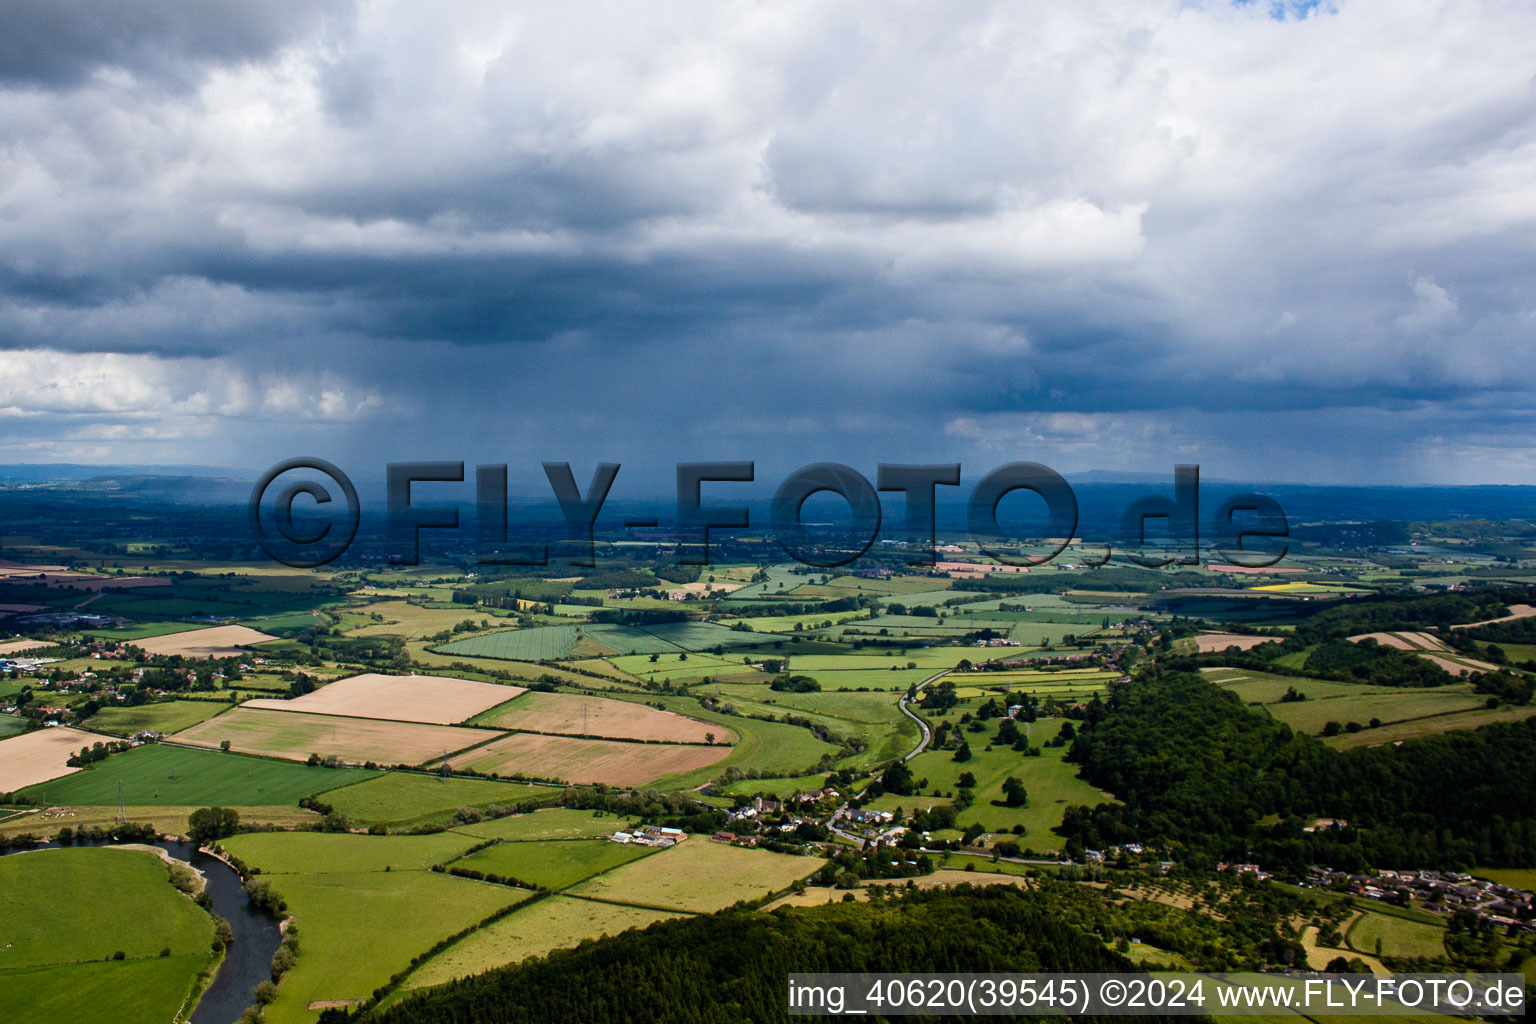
[
  {"left": 65, "top": 738, "right": 135, "bottom": 767},
  {"left": 768, "top": 673, "right": 820, "bottom": 692},
  {"left": 1060, "top": 672, "right": 1536, "bottom": 870},
  {"left": 338, "top": 887, "right": 1152, "bottom": 1024}
]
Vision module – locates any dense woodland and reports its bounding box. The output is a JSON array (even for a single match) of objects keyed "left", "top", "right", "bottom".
[
  {"left": 1061, "top": 673, "right": 1536, "bottom": 869},
  {"left": 344, "top": 887, "right": 1175, "bottom": 1024}
]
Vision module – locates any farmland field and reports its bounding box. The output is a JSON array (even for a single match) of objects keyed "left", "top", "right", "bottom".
[
  {"left": 343, "top": 600, "right": 515, "bottom": 639},
  {"left": 578, "top": 623, "right": 683, "bottom": 655},
  {"left": 0, "top": 846, "right": 215, "bottom": 962},
  {"left": 242, "top": 672, "right": 523, "bottom": 725},
  {"left": 435, "top": 625, "right": 580, "bottom": 661},
  {"left": 222, "top": 830, "right": 486, "bottom": 873},
  {"left": 449, "top": 808, "right": 634, "bottom": 841},
  {"left": 700, "top": 683, "right": 914, "bottom": 766},
  {"left": 322, "top": 772, "right": 549, "bottom": 827},
  {"left": 0, "top": 726, "right": 97, "bottom": 791},
  {"left": 444, "top": 732, "right": 730, "bottom": 786},
  {"left": 0, "top": 846, "right": 214, "bottom": 1024},
  {"left": 0, "top": 715, "right": 28, "bottom": 738},
  {"left": 80, "top": 621, "right": 204, "bottom": 642},
  {"left": 131, "top": 624, "right": 277, "bottom": 658},
  {"left": 594, "top": 694, "right": 842, "bottom": 787},
  {"left": 1325, "top": 703, "right": 1536, "bottom": 749},
  {"left": 258, "top": 870, "right": 527, "bottom": 1024},
  {"left": 1260, "top": 689, "right": 1488, "bottom": 735},
  {"left": 469, "top": 690, "right": 726, "bottom": 744},
  {"left": 0, "top": 804, "right": 319, "bottom": 839},
  {"left": 451, "top": 837, "right": 656, "bottom": 889},
  {"left": 1473, "top": 867, "right": 1536, "bottom": 889},
  {"left": 564, "top": 837, "right": 822, "bottom": 912},
  {"left": 16, "top": 743, "right": 373, "bottom": 805},
  {"left": 175, "top": 707, "right": 496, "bottom": 765},
  {"left": 398, "top": 895, "right": 681, "bottom": 993},
  {"left": 1346, "top": 910, "right": 1445, "bottom": 959},
  {"left": 85, "top": 699, "right": 233, "bottom": 737},
  {"left": 867, "top": 718, "right": 1113, "bottom": 847},
  {"left": 0, "top": 954, "right": 215, "bottom": 1024}
]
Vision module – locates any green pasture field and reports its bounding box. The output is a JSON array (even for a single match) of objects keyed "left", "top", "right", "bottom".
[
  {"left": 18, "top": 744, "right": 374, "bottom": 806},
  {"left": 260, "top": 870, "right": 526, "bottom": 1024},
  {"left": 578, "top": 623, "right": 684, "bottom": 655},
  {"left": 801, "top": 668, "right": 941, "bottom": 691},
  {"left": 1261, "top": 689, "right": 1488, "bottom": 735},
  {"left": 730, "top": 611, "right": 867, "bottom": 633},
  {"left": 788, "top": 648, "right": 977, "bottom": 671},
  {"left": 564, "top": 838, "right": 823, "bottom": 912},
  {"left": 435, "top": 626, "right": 579, "bottom": 661},
  {"left": 722, "top": 565, "right": 805, "bottom": 600},
  {"left": 1346, "top": 910, "right": 1446, "bottom": 959},
  {"left": 85, "top": 699, "right": 233, "bottom": 737},
  {"left": 450, "top": 807, "right": 635, "bottom": 841},
  {"left": 240, "top": 610, "right": 328, "bottom": 632},
  {"left": 81, "top": 621, "right": 204, "bottom": 642},
  {"left": 702, "top": 683, "right": 916, "bottom": 766},
  {"left": 719, "top": 771, "right": 834, "bottom": 799},
  {"left": 0, "top": 715, "right": 28, "bottom": 738},
  {"left": 608, "top": 652, "right": 764, "bottom": 685},
  {"left": 859, "top": 615, "right": 971, "bottom": 634},
  {"left": 630, "top": 621, "right": 766, "bottom": 653},
  {"left": 875, "top": 589, "right": 981, "bottom": 608},
  {"left": 397, "top": 895, "right": 681, "bottom": 994},
  {"left": 222, "top": 830, "right": 485, "bottom": 873},
  {"left": 229, "top": 671, "right": 303, "bottom": 693},
  {"left": 344, "top": 600, "right": 514, "bottom": 641},
  {"left": 0, "top": 846, "right": 214, "bottom": 965},
  {"left": 1007, "top": 621, "right": 1095, "bottom": 645},
  {"left": 321, "top": 772, "right": 549, "bottom": 828},
  {"left": 1325, "top": 704, "right": 1536, "bottom": 749},
  {"left": 866, "top": 718, "right": 1113, "bottom": 848},
  {"left": 89, "top": 583, "right": 331, "bottom": 622},
  {"left": 820, "top": 576, "right": 955, "bottom": 596},
  {"left": 0, "top": 954, "right": 214, "bottom": 1024},
  {"left": 565, "top": 658, "right": 640, "bottom": 681},
  {"left": 1473, "top": 868, "right": 1536, "bottom": 889},
  {"left": 450, "top": 837, "right": 656, "bottom": 889}
]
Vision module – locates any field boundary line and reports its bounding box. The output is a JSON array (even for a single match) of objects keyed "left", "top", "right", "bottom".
[
  {"left": 424, "top": 730, "right": 520, "bottom": 764},
  {"left": 558, "top": 891, "right": 704, "bottom": 915}
]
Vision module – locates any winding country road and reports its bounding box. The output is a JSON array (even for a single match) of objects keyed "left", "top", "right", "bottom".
[{"left": 897, "top": 668, "right": 950, "bottom": 761}]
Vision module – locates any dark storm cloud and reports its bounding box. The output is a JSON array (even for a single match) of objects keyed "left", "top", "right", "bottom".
[
  {"left": 0, "top": 0, "right": 351, "bottom": 88},
  {"left": 0, "top": 0, "right": 1534, "bottom": 483}
]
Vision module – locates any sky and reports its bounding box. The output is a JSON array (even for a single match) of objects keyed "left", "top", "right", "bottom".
[{"left": 1, "top": 0, "right": 1534, "bottom": 492}]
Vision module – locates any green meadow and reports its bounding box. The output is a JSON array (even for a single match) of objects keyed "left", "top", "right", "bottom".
[{"left": 20, "top": 744, "right": 374, "bottom": 806}]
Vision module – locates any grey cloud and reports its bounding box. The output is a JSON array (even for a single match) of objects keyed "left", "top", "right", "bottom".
[{"left": 0, "top": 0, "right": 350, "bottom": 88}]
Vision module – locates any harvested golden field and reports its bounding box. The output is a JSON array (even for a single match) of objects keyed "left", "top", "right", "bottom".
[
  {"left": 444, "top": 732, "right": 730, "bottom": 786},
  {"left": 472, "top": 691, "right": 728, "bottom": 744},
  {"left": 1349, "top": 631, "right": 1417, "bottom": 650},
  {"left": 1452, "top": 603, "right": 1536, "bottom": 629},
  {"left": 175, "top": 708, "right": 496, "bottom": 766},
  {"left": 242, "top": 672, "right": 523, "bottom": 725},
  {"left": 0, "top": 727, "right": 97, "bottom": 791},
  {"left": 133, "top": 625, "right": 277, "bottom": 658},
  {"left": 0, "top": 638, "right": 50, "bottom": 654},
  {"left": 1194, "top": 632, "right": 1277, "bottom": 652}
]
